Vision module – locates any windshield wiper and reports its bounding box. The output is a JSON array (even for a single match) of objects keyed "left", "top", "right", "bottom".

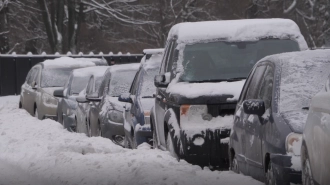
[
  {"left": 226, "top": 77, "right": 246, "bottom": 82},
  {"left": 142, "top": 96, "right": 154, "bottom": 98}
]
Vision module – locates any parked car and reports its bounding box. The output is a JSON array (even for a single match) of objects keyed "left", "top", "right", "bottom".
[
  {"left": 19, "top": 57, "right": 106, "bottom": 120},
  {"left": 301, "top": 68, "right": 330, "bottom": 185},
  {"left": 87, "top": 63, "right": 140, "bottom": 146},
  {"left": 119, "top": 49, "right": 164, "bottom": 148},
  {"left": 150, "top": 19, "right": 308, "bottom": 169},
  {"left": 55, "top": 66, "right": 109, "bottom": 132},
  {"left": 229, "top": 49, "right": 330, "bottom": 185},
  {"left": 75, "top": 73, "right": 108, "bottom": 136}
]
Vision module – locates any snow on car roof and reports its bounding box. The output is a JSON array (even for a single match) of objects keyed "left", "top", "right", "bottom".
[
  {"left": 42, "top": 57, "right": 97, "bottom": 69},
  {"left": 109, "top": 63, "right": 140, "bottom": 73},
  {"left": 168, "top": 19, "right": 308, "bottom": 50},
  {"left": 74, "top": 57, "right": 108, "bottom": 66},
  {"left": 264, "top": 49, "right": 330, "bottom": 132},
  {"left": 140, "top": 52, "right": 163, "bottom": 69},
  {"left": 72, "top": 66, "right": 109, "bottom": 77},
  {"left": 143, "top": 48, "right": 164, "bottom": 55}
]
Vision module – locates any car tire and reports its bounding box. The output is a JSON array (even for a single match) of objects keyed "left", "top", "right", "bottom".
[
  {"left": 265, "top": 162, "right": 276, "bottom": 185},
  {"left": 88, "top": 119, "right": 92, "bottom": 137},
  {"left": 19, "top": 101, "right": 22, "bottom": 109},
  {"left": 230, "top": 155, "right": 240, "bottom": 174},
  {"left": 302, "top": 155, "right": 314, "bottom": 185},
  {"left": 166, "top": 131, "right": 179, "bottom": 161},
  {"left": 97, "top": 121, "right": 102, "bottom": 137}
]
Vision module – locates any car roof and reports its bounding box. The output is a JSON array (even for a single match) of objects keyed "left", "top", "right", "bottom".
[
  {"left": 143, "top": 48, "right": 164, "bottom": 55},
  {"left": 39, "top": 57, "right": 107, "bottom": 69},
  {"left": 168, "top": 18, "right": 308, "bottom": 50},
  {"left": 107, "top": 63, "right": 140, "bottom": 74}
]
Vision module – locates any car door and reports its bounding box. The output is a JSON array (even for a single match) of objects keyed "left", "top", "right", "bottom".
[
  {"left": 155, "top": 40, "right": 175, "bottom": 147},
  {"left": 22, "top": 67, "right": 36, "bottom": 110},
  {"left": 235, "top": 64, "right": 266, "bottom": 171},
  {"left": 25, "top": 66, "right": 40, "bottom": 115}
]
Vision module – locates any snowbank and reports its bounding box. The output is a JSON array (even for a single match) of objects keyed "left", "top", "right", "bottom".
[{"left": 0, "top": 96, "right": 262, "bottom": 185}]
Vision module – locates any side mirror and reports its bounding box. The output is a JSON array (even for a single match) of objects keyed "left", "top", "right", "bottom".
[
  {"left": 118, "top": 93, "right": 132, "bottom": 103},
  {"left": 53, "top": 89, "right": 64, "bottom": 98},
  {"left": 154, "top": 73, "right": 169, "bottom": 88},
  {"left": 76, "top": 97, "right": 89, "bottom": 103},
  {"left": 243, "top": 99, "right": 265, "bottom": 116},
  {"left": 32, "top": 81, "right": 38, "bottom": 90},
  {"left": 86, "top": 93, "right": 101, "bottom": 102}
]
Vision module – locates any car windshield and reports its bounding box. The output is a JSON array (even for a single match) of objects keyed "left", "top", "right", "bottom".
[
  {"left": 139, "top": 68, "right": 159, "bottom": 98},
  {"left": 179, "top": 39, "right": 299, "bottom": 82},
  {"left": 71, "top": 76, "right": 90, "bottom": 95},
  {"left": 108, "top": 70, "right": 137, "bottom": 97},
  {"left": 41, "top": 68, "right": 73, "bottom": 88}
]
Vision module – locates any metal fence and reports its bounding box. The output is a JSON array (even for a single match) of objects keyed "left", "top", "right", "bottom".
[{"left": 0, "top": 54, "right": 143, "bottom": 96}]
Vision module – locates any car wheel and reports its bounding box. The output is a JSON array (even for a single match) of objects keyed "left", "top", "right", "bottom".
[
  {"left": 230, "top": 156, "right": 240, "bottom": 174},
  {"left": 166, "top": 131, "right": 179, "bottom": 161},
  {"left": 302, "top": 157, "right": 314, "bottom": 185},
  {"left": 88, "top": 119, "right": 92, "bottom": 137},
  {"left": 19, "top": 101, "right": 22, "bottom": 109},
  {"left": 265, "top": 162, "right": 276, "bottom": 185}
]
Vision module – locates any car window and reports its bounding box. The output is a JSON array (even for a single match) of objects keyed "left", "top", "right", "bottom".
[
  {"left": 166, "top": 41, "right": 177, "bottom": 73},
  {"left": 86, "top": 76, "right": 94, "bottom": 95},
  {"left": 26, "top": 68, "right": 37, "bottom": 85},
  {"left": 129, "top": 69, "right": 142, "bottom": 95},
  {"left": 160, "top": 41, "right": 173, "bottom": 74},
  {"left": 258, "top": 65, "right": 274, "bottom": 109},
  {"left": 98, "top": 71, "right": 110, "bottom": 97},
  {"left": 244, "top": 65, "right": 266, "bottom": 100}
]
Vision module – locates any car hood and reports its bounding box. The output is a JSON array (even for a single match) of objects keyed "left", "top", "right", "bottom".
[
  {"left": 166, "top": 80, "right": 245, "bottom": 105},
  {"left": 281, "top": 110, "right": 309, "bottom": 134},
  {"left": 140, "top": 98, "right": 155, "bottom": 112},
  {"left": 41, "top": 87, "right": 63, "bottom": 96}
]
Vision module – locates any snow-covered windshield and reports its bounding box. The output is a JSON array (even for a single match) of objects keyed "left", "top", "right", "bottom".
[
  {"left": 41, "top": 68, "right": 72, "bottom": 88},
  {"left": 139, "top": 68, "right": 159, "bottom": 98},
  {"left": 179, "top": 39, "right": 299, "bottom": 82},
  {"left": 108, "top": 70, "right": 137, "bottom": 97},
  {"left": 71, "top": 76, "right": 90, "bottom": 95},
  {"left": 279, "top": 58, "right": 330, "bottom": 132}
]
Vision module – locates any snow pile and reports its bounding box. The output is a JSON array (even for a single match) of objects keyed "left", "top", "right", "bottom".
[
  {"left": 266, "top": 49, "right": 330, "bottom": 132},
  {"left": 143, "top": 48, "right": 164, "bottom": 55},
  {"left": 169, "top": 19, "right": 308, "bottom": 50},
  {"left": 43, "top": 57, "right": 96, "bottom": 68},
  {"left": 167, "top": 77, "right": 245, "bottom": 101},
  {"left": 0, "top": 96, "right": 262, "bottom": 185}
]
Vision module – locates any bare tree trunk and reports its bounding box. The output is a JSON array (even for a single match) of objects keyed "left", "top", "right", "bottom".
[
  {"left": 0, "top": 0, "right": 9, "bottom": 53},
  {"left": 37, "top": 0, "right": 57, "bottom": 53}
]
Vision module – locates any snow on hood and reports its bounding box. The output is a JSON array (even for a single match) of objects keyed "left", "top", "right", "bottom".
[
  {"left": 265, "top": 49, "right": 330, "bottom": 133},
  {"left": 43, "top": 57, "right": 96, "bottom": 69},
  {"left": 169, "top": 19, "right": 308, "bottom": 50},
  {"left": 166, "top": 77, "right": 245, "bottom": 101},
  {"left": 72, "top": 66, "right": 109, "bottom": 77},
  {"left": 42, "top": 87, "right": 63, "bottom": 96}
]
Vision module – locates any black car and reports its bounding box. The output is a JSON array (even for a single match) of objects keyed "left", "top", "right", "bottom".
[
  {"left": 229, "top": 49, "right": 330, "bottom": 185},
  {"left": 87, "top": 64, "right": 140, "bottom": 146},
  {"left": 119, "top": 49, "right": 163, "bottom": 148},
  {"left": 150, "top": 19, "right": 307, "bottom": 168},
  {"left": 55, "top": 66, "right": 109, "bottom": 131}
]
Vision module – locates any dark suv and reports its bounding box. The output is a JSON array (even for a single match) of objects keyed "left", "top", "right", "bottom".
[
  {"left": 229, "top": 49, "right": 330, "bottom": 185},
  {"left": 150, "top": 19, "right": 307, "bottom": 168}
]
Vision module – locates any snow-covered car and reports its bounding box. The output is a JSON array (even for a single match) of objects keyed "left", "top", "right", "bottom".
[
  {"left": 87, "top": 64, "right": 140, "bottom": 146},
  {"left": 229, "top": 50, "right": 330, "bottom": 185},
  {"left": 19, "top": 57, "right": 107, "bottom": 120},
  {"left": 301, "top": 69, "right": 330, "bottom": 185},
  {"left": 118, "top": 49, "right": 163, "bottom": 148},
  {"left": 150, "top": 19, "right": 308, "bottom": 168},
  {"left": 55, "top": 66, "right": 109, "bottom": 132}
]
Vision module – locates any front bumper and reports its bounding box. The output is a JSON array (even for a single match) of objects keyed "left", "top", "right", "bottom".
[
  {"left": 270, "top": 154, "right": 302, "bottom": 184},
  {"left": 179, "top": 128, "right": 230, "bottom": 169}
]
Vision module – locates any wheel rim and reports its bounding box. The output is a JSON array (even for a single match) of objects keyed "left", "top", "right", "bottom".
[{"left": 304, "top": 159, "right": 314, "bottom": 185}]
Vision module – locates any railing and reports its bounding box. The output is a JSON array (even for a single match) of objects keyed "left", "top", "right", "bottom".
[{"left": 0, "top": 53, "right": 143, "bottom": 96}]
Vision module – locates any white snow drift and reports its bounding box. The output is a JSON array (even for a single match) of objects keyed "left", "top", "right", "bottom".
[{"left": 0, "top": 96, "right": 261, "bottom": 185}]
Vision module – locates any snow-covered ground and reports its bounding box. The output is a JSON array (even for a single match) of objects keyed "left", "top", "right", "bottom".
[{"left": 0, "top": 96, "right": 262, "bottom": 185}]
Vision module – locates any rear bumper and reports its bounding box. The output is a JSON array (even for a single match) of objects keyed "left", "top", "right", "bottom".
[
  {"left": 270, "top": 154, "right": 302, "bottom": 184},
  {"left": 179, "top": 128, "right": 230, "bottom": 169}
]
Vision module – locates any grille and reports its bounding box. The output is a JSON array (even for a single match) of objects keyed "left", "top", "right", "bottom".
[
  {"left": 207, "top": 104, "right": 236, "bottom": 117},
  {"left": 144, "top": 116, "right": 151, "bottom": 125}
]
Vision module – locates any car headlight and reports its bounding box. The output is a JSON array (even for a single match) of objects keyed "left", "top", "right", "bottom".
[
  {"left": 285, "top": 133, "right": 302, "bottom": 156},
  {"left": 108, "top": 110, "right": 124, "bottom": 123},
  {"left": 42, "top": 93, "right": 58, "bottom": 105}
]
